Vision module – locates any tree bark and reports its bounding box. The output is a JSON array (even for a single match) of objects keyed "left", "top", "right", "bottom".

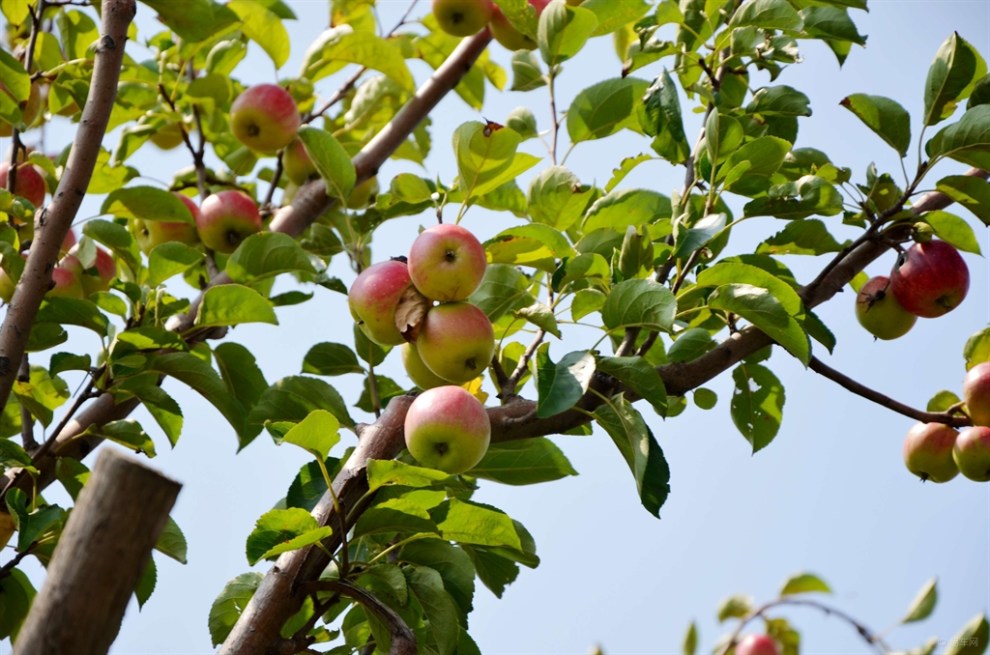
[{"left": 12, "top": 448, "right": 181, "bottom": 655}]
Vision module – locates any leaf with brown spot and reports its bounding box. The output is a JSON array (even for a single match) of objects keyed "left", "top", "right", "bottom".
[{"left": 395, "top": 285, "right": 431, "bottom": 342}]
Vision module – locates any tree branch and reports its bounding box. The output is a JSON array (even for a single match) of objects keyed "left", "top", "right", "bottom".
[{"left": 299, "top": 580, "right": 416, "bottom": 655}]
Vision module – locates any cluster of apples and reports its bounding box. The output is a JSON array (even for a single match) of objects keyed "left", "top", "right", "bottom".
[
  {"left": 855, "top": 238, "right": 970, "bottom": 340},
  {"left": 903, "top": 362, "right": 990, "bottom": 483},
  {"left": 348, "top": 223, "right": 495, "bottom": 474},
  {"left": 0, "top": 229, "right": 115, "bottom": 303},
  {"left": 432, "top": 0, "right": 555, "bottom": 50},
  {"left": 135, "top": 189, "right": 263, "bottom": 256}
]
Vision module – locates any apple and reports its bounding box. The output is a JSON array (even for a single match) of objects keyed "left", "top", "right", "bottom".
[
  {"left": 489, "top": 0, "right": 551, "bottom": 51},
  {"left": 229, "top": 83, "right": 301, "bottom": 155},
  {"left": 854, "top": 275, "right": 916, "bottom": 340},
  {"left": 0, "top": 161, "right": 46, "bottom": 208},
  {"left": 282, "top": 138, "right": 317, "bottom": 185},
  {"left": 735, "top": 634, "right": 780, "bottom": 655},
  {"left": 903, "top": 421, "right": 959, "bottom": 483},
  {"left": 401, "top": 342, "right": 455, "bottom": 390},
  {"left": 196, "top": 190, "right": 262, "bottom": 254},
  {"left": 61, "top": 229, "right": 77, "bottom": 255},
  {"left": 890, "top": 240, "right": 969, "bottom": 318},
  {"left": 407, "top": 224, "right": 487, "bottom": 302},
  {"left": 963, "top": 361, "right": 990, "bottom": 427},
  {"left": 149, "top": 121, "right": 185, "bottom": 150},
  {"left": 62, "top": 244, "right": 116, "bottom": 296},
  {"left": 0, "top": 252, "right": 26, "bottom": 302},
  {"left": 348, "top": 259, "right": 413, "bottom": 346},
  {"left": 416, "top": 301, "right": 495, "bottom": 384},
  {"left": 404, "top": 385, "right": 491, "bottom": 474},
  {"left": 952, "top": 426, "right": 990, "bottom": 482},
  {"left": 432, "top": 0, "right": 494, "bottom": 37},
  {"left": 133, "top": 192, "right": 200, "bottom": 253},
  {"left": 47, "top": 264, "right": 84, "bottom": 299}
]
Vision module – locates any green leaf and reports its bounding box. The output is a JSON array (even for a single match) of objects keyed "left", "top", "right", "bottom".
[
  {"left": 399, "top": 540, "right": 476, "bottom": 620},
  {"left": 527, "top": 166, "right": 595, "bottom": 231},
  {"left": 927, "top": 390, "right": 960, "bottom": 413},
  {"left": 225, "top": 232, "right": 317, "bottom": 282},
  {"left": 147, "top": 242, "right": 203, "bottom": 286},
  {"left": 927, "top": 105, "right": 990, "bottom": 169},
  {"left": 683, "top": 621, "right": 698, "bottom": 655},
  {"left": 731, "top": 362, "right": 785, "bottom": 453},
  {"left": 101, "top": 186, "right": 194, "bottom": 223},
  {"left": 639, "top": 69, "right": 690, "bottom": 163},
  {"left": 302, "top": 26, "right": 414, "bottom": 90},
  {"left": 453, "top": 122, "right": 539, "bottom": 199},
  {"left": 944, "top": 613, "right": 989, "bottom": 655},
  {"left": 567, "top": 77, "right": 650, "bottom": 143},
  {"left": 302, "top": 342, "right": 363, "bottom": 376},
  {"left": 697, "top": 262, "right": 803, "bottom": 316},
  {"left": 924, "top": 32, "right": 988, "bottom": 126},
  {"left": 719, "top": 136, "right": 793, "bottom": 192},
  {"left": 366, "top": 459, "right": 450, "bottom": 493},
  {"left": 717, "top": 595, "right": 754, "bottom": 622},
  {"left": 923, "top": 210, "right": 982, "bottom": 254},
  {"left": 799, "top": 7, "right": 866, "bottom": 64},
  {"left": 756, "top": 219, "right": 847, "bottom": 255},
  {"left": 510, "top": 50, "right": 546, "bottom": 92},
  {"left": 471, "top": 438, "right": 578, "bottom": 486},
  {"left": 747, "top": 85, "right": 812, "bottom": 117},
  {"left": 730, "top": 0, "right": 802, "bottom": 30},
  {"left": 0, "top": 568, "right": 35, "bottom": 640},
  {"left": 538, "top": 2, "right": 598, "bottom": 66},
  {"left": 964, "top": 328, "right": 990, "bottom": 370},
  {"left": 404, "top": 565, "right": 461, "bottom": 655},
  {"left": 155, "top": 516, "right": 189, "bottom": 564},
  {"left": 297, "top": 125, "right": 356, "bottom": 203},
  {"left": 228, "top": 0, "right": 290, "bottom": 69},
  {"left": 902, "top": 578, "right": 938, "bottom": 624},
  {"left": 82, "top": 419, "right": 156, "bottom": 457},
  {"left": 583, "top": 188, "right": 672, "bottom": 232},
  {"left": 596, "top": 356, "right": 667, "bottom": 416},
  {"left": 112, "top": 377, "right": 184, "bottom": 447},
  {"left": 935, "top": 175, "right": 990, "bottom": 226},
  {"left": 246, "top": 508, "right": 333, "bottom": 566},
  {"left": 135, "top": 559, "right": 156, "bottom": 609},
  {"left": 708, "top": 284, "right": 810, "bottom": 364},
  {"left": 208, "top": 572, "right": 264, "bottom": 646},
  {"left": 12, "top": 366, "right": 69, "bottom": 427},
  {"left": 593, "top": 395, "right": 670, "bottom": 518},
  {"left": 840, "top": 94, "right": 911, "bottom": 156},
  {"left": 461, "top": 544, "right": 519, "bottom": 598},
  {"left": 249, "top": 375, "right": 355, "bottom": 430},
  {"left": 515, "top": 303, "right": 561, "bottom": 338},
  {"left": 602, "top": 279, "right": 676, "bottom": 333},
  {"left": 485, "top": 223, "right": 575, "bottom": 272},
  {"left": 437, "top": 499, "right": 533, "bottom": 563},
  {"left": 196, "top": 284, "right": 277, "bottom": 328},
  {"left": 36, "top": 297, "right": 110, "bottom": 336},
  {"left": 213, "top": 342, "right": 269, "bottom": 443},
  {"left": 138, "top": 0, "right": 239, "bottom": 43},
  {"left": 469, "top": 264, "right": 535, "bottom": 321},
  {"left": 1, "top": 0, "right": 31, "bottom": 26},
  {"left": 279, "top": 409, "right": 340, "bottom": 462},
  {"left": 582, "top": 0, "right": 651, "bottom": 36},
  {"left": 780, "top": 572, "right": 832, "bottom": 595},
  {"left": 535, "top": 347, "right": 596, "bottom": 418}
]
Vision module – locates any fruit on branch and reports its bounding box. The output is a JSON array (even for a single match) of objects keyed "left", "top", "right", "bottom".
[
  {"left": 229, "top": 83, "right": 301, "bottom": 154},
  {"left": 61, "top": 229, "right": 77, "bottom": 255},
  {"left": 404, "top": 385, "right": 491, "bottom": 474},
  {"left": 963, "top": 362, "right": 990, "bottom": 427},
  {"left": 890, "top": 240, "right": 969, "bottom": 318},
  {"left": 282, "top": 138, "right": 317, "bottom": 185},
  {"left": 0, "top": 161, "right": 46, "bottom": 208},
  {"left": 196, "top": 190, "right": 262, "bottom": 254},
  {"left": 149, "top": 121, "right": 186, "bottom": 151},
  {"left": 348, "top": 259, "right": 414, "bottom": 346},
  {"left": 735, "top": 634, "right": 781, "bottom": 655},
  {"left": 401, "top": 342, "right": 455, "bottom": 390},
  {"left": 407, "top": 223, "right": 487, "bottom": 302},
  {"left": 416, "top": 301, "right": 495, "bottom": 384},
  {"left": 0, "top": 82, "right": 42, "bottom": 136},
  {"left": 953, "top": 426, "right": 990, "bottom": 482},
  {"left": 133, "top": 192, "right": 200, "bottom": 253},
  {"left": 854, "top": 275, "right": 916, "bottom": 340},
  {"left": 62, "top": 244, "right": 116, "bottom": 296},
  {"left": 432, "top": 0, "right": 495, "bottom": 37},
  {"left": 489, "top": 0, "right": 550, "bottom": 51},
  {"left": 47, "top": 264, "right": 84, "bottom": 299},
  {"left": 903, "top": 421, "right": 959, "bottom": 483}
]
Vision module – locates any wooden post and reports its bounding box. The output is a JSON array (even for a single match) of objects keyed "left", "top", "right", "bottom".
[{"left": 12, "top": 449, "right": 181, "bottom": 655}]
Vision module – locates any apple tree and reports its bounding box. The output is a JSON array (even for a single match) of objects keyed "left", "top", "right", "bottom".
[{"left": 0, "top": 0, "right": 988, "bottom": 654}]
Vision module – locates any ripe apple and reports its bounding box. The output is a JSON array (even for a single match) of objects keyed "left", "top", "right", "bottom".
[
  {"left": 890, "top": 240, "right": 969, "bottom": 318},
  {"left": 229, "top": 83, "right": 301, "bottom": 154},
  {"left": 196, "top": 190, "right": 262, "bottom": 254},
  {"left": 735, "top": 634, "right": 780, "bottom": 655},
  {"left": 282, "top": 138, "right": 317, "bottom": 185},
  {"left": 432, "top": 0, "right": 495, "bottom": 37},
  {"left": 903, "top": 421, "right": 959, "bottom": 483},
  {"left": 963, "top": 361, "right": 990, "bottom": 427},
  {"left": 854, "top": 275, "right": 916, "bottom": 340},
  {"left": 401, "top": 342, "right": 455, "bottom": 390},
  {"left": 133, "top": 192, "right": 200, "bottom": 253},
  {"left": 953, "top": 426, "right": 990, "bottom": 482},
  {"left": 348, "top": 259, "right": 413, "bottom": 346},
  {"left": 62, "top": 244, "right": 116, "bottom": 296},
  {"left": 404, "top": 385, "right": 491, "bottom": 474},
  {"left": 47, "top": 264, "right": 84, "bottom": 299},
  {"left": 407, "top": 224, "right": 487, "bottom": 302},
  {"left": 416, "top": 301, "right": 495, "bottom": 384},
  {"left": 489, "top": 0, "right": 551, "bottom": 51},
  {"left": 0, "top": 161, "right": 46, "bottom": 208}
]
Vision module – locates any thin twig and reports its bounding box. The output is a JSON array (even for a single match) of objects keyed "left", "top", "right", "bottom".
[{"left": 300, "top": 579, "right": 417, "bottom": 655}]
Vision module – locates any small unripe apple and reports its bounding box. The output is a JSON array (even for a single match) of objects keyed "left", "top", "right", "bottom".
[
  {"left": 196, "top": 190, "right": 262, "bottom": 254},
  {"left": 134, "top": 192, "right": 201, "bottom": 253},
  {"left": 963, "top": 361, "right": 990, "bottom": 427},
  {"left": 903, "top": 421, "right": 959, "bottom": 483},
  {"left": 890, "top": 240, "right": 969, "bottom": 318},
  {"left": 404, "top": 385, "right": 491, "bottom": 474},
  {"left": 229, "top": 83, "right": 301, "bottom": 155},
  {"left": 282, "top": 138, "right": 317, "bottom": 185},
  {"left": 408, "top": 223, "right": 487, "bottom": 302},
  {"left": 953, "top": 426, "right": 990, "bottom": 482},
  {"left": 149, "top": 121, "right": 185, "bottom": 150},
  {"left": 416, "top": 301, "right": 495, "bottom": 384},
  {"left": 854, "top": 275, "right": 916, "bottom": 340},
  {"left": 348, "top": 259, "right": 413, "bottom": 346},
  {"left": 401, "top": 342, "right": 455, "bottom": 390},
  {"left": 432, "top": 0, "right": 495, "bottom": 37},
  {"left": 736, "top": 634, "right": 780, "bottom": 655},
  {"left": 0, "top": 161, "right": 46, "bottom": 208},
  {"left": 489, "top": 0, "right": 551, "bottom": 51}
]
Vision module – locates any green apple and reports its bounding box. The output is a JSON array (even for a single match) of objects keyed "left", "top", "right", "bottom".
[
  {"left": 963, "top": 361, "right": 990, "bottom": 427},
  {"left": 401, "top": 342, "right": 455, "bottom": 390},
  {"left": 348, "top": 259, "right": 413, "bottom": 346},
  {"left": 903, "top": 421, "right": 959, "bottom": 483},
  {"left": 736, "top": 635, "right": 780, "bottom": 655},
  {"left": 407, "top": 223, "right": 487, "bottom": 302},
  {"left": 0, "top": 161, "right": 46, "bottom": 208},
  {"left": 133, "top": 192, "right": 200, "bottom": 253},
  {"left": 229, "top": 83, "right": 301, "bottom": 155},
  {"left": 282, "top": 138, "right": 317, "bottom": 185},
  {"left": 855, "top": 275, "right": 916, "bottom": 340},
  {"left": 196, "top": 190, "right": 262, "bottom": 254},
  {"left": 404, "top": 385, "right": 491, "bottom": 474},
  {"left": 432, "top": 0, "right": 494, "bottom": 37},
  {"left": 953, "top": 426, "right": 990, "bottom": 482},
  {"left": 416, "top": 301, "right": 494, "bottom": 383},
  {"left": 149, "top": 121, "right": 185, "bottom": 150}
]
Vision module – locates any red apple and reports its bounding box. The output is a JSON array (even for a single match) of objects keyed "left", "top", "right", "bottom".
[
  {"left": 348, "top": 259, "right": 413, "bottom": 346},
  {"left": 408, "top": 223, "right": 487, "bottom": 302},
  {"left": 854, "top": 275, "right": 916, "bottom": 340},
  {"left": 432, "top": 0, "right": 495, "bottom": 37},
  {"left": 0, "top": 161, "right": 46, "bottom": 208},
  {"left": 736, "top": 634, "right": 780, "bottom": 655},
  {"left": 62, "top": 244, "right": 116, "bottom": 296},
  {"left": 196, "top": 190, "right": 262, "bottom": 254},
  {"left": 61, "top": 229, "right": 77, "bottom": 255},
  {"left": 282, "top": 138, "right": 317, "bottom": 185},
  {"left": 489, "top": 0, "right": 551, "bottom": 51},
  {"left": 47, "top": 264, "right": 84, "bottom": 299},
  {"left": 963, "top": 361, "right": 990, "bottom": 427},
  {"left": 890, "top": 240, "right": 969, "bottom": 318},
  {"left": 404, "top": 385, "right": 491, "bottom": 474},
  {"left": 229, "top": 84, "right": 300, "bottom": 155},
  {"left": 953, "top": 426, "right": 990, "bottom": 482},
  {"left": 416, "top": 301, "right": 495, "bottom": 384},
  {"left": 401, "top": 342, "right": 455, "bottom": 390},
  {"left": 903, "top": 421, "right": 959, "bottom": 483},
  {"left": 133, "top": 192, "right": 200, "bottom": 253}
]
